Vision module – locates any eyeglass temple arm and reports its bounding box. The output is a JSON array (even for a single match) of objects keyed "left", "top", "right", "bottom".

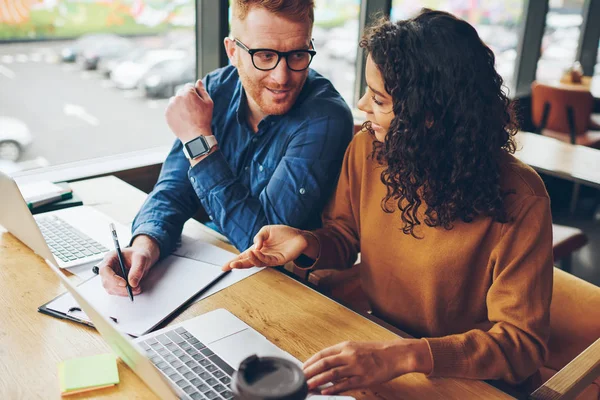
[{"left": 231, "top": 37, "right": 250, "bottom": 52}]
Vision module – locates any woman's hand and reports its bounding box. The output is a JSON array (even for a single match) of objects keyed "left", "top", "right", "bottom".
[
  {"left": 303, "top": 339, "right": 433, "bottom": 395},
  {"left": 222, "top": 225, "right": 317, "bottom": 271}
]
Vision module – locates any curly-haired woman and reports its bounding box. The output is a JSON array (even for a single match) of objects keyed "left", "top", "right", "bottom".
[{"left": 223, "top": 9, "right": 553, "bottom": 395}]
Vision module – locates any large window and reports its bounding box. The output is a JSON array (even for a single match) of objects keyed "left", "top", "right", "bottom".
[
  {"left": 311, "top": 0, "right": 360, "bottom": 106},
  {"left": 536, "top": 0, "right": 585, "bottom": 82},
  {"left": 1, "top": 0, "right": 596, "bottom": 177},
  {"left": 390, "top": 0, "right": 524, "bottom": 91},
  {"left": 0, "top": 0, "right": 195, "bottom": 174}
]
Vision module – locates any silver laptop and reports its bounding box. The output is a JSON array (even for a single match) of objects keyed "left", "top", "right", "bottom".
[
  {"left": 0, "top": 171, "right": 130, "bottom": 269},
  {"left": 45, "top": 259, "right": 301, "bottom": 400}
]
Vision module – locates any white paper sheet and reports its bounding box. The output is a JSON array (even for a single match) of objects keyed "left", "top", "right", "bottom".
[{"left": 173, "top": 235, "right": 262, "bottom": 304}]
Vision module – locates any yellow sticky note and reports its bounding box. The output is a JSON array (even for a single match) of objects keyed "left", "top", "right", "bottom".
[{"left": 58, "top": 353, "right": 119, "bottom": 396}]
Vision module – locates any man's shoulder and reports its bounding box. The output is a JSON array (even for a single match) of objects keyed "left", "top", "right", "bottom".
[
  {"left": 204, "top": 65, "right": 239, "bottom": 93},
  {"left": 293, "top": 69, "right": 352, "bottom": 120}
]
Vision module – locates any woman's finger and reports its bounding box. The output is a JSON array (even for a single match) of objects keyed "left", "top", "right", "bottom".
[
  {"left": 246, "top": 250, "right": 266, "bottom": 267},
  {"left": 250, "top": 249, "right": 281, "bottom": 266},
  {"left": 253, "top": 227, "right": 270, "bottom": 251},
  {"left": 321, "top": 376, "right": 363, "bottom": 395},
  {"left": 222, "top": 248, "right": 253, "bottom": 271},
  {"left": 303, "top": 342, "right": 347, "bottom": 369},
  {"left": 226, "top": 257, "right": 257, "bottom": 270},
  {"left": 306, "top": 364, "right": 354, "bottom": 390},
  {"left": 304, "top": 354, "right": 347, "bottom": 380}
]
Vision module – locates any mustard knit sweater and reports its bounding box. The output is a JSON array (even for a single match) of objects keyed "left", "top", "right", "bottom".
[{"left": 310, "top": 131, "right": 553, "bottom": 384}]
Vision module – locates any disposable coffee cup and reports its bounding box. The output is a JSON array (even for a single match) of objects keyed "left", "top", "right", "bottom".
[{"left": 232, "top": 354, "right": 308, "bottom": 400}]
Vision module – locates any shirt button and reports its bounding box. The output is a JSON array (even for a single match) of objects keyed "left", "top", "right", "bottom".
[
  {"left": 209, "top": 215, "right": 213, "bottom": 221},
  {"left": 259, "top": 165, "right": 263, "bottom": 172},
  {"left": 299, "top": 188, "right": 306, "bottom": 195},
  {"left": 190, "top": 176, "right": 196, "bottom": 184},
  {"left": 245, "top": 166, "right": 249, "bottom": 171},
  {"left": 252, "top": 138, "right": 258, "bottom": 143}
]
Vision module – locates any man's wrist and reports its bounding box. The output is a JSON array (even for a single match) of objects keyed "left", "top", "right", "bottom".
[
  {"left": 131, "top": 235, "right": 161, "bottom": 266},
  {"left": 180, "top": 128, "right": 213, "bottom": 142},
  {"left": 189, "top": 145, "right": 219, "bottom": 167}
]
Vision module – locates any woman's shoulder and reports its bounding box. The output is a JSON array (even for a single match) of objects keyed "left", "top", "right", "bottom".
[
  {"left": 347, "top": 128, "right": 376, "bottom": 158},
  {"left": 499, "top": 152, "right": 550, "bottom": 211}
]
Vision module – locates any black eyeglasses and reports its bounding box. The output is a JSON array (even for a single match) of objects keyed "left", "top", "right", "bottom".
[{"left": 233, "top": 38, "right": 316, "bottom": 71}]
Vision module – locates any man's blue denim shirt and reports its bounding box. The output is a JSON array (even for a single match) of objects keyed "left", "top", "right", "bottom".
[{"left": 131, "top": 65, "right": 353, "bottom": 254}]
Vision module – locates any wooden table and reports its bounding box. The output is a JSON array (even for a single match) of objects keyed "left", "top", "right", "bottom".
[
  {"left": 515, "top": 131, "right": 600, "bottom": 190},
  {"left": 0, "top": 176, "right": 514, "bottom": 399}
]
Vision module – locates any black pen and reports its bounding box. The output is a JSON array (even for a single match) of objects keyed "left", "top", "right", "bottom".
[{"left": 110, "top": 223, "right": 134, "bottom": 302}]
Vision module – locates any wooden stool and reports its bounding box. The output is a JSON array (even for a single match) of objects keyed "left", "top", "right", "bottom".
[{"left": 553, "top": 224, "right": 588, "bottom": 273}]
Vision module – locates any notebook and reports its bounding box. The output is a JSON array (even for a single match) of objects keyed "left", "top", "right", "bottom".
[
  {"left": 39, "top": 255, "right": 226, "bottom": 337},
  {"left": 31, "top": 191, "right": 83, "bottom": 215},
  {"left": 58, "top": 353, "right": 119, "bottom": 396},
  {"left": 19, "top": 181, "right": 73, "bottom": 209}
]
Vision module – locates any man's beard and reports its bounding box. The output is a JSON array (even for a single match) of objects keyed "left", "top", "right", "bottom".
[{"left": 237, "top": 62, "right": 306, "bottom": 117}]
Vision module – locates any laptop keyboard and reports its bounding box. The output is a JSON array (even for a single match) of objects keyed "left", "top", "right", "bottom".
[
  {"left": 139, "top": 327, "right": 235, "bottom": 400},
  {"left": 36, "top": 215, "right": 109, "bottom": 263}
]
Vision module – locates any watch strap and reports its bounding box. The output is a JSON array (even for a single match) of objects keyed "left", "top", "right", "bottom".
[{"left": 204, "top": 135, "right": 218, "bottom": 149}]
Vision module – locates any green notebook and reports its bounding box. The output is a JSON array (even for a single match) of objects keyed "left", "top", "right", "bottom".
[{"left": 58, "top": 353, "right": 119, "bottom": 396}]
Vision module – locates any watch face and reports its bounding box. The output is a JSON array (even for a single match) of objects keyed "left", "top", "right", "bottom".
[{"left": 185, "top": 137, "right": 209, "bottom": 158}]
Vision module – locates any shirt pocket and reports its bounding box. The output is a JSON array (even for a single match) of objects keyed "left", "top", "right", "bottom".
[{"left": 248, "top": 158, "right": 276, "bottom": 197}]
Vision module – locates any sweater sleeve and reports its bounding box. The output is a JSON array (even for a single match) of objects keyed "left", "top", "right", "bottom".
[
  {"left": 425, "top": 195, "right": 553, "bottom": 384},
  {"left": 304, "top": 139, "right": 361, "bottom": 271}
]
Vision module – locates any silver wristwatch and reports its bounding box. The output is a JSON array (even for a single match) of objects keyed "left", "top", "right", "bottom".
[{"left": 182, "top": 135, "right": 218, "bottom": 160}]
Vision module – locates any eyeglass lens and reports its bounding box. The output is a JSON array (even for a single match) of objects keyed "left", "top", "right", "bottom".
[{"left": 253, "top": 50, "right": 312, "bottom": 71}]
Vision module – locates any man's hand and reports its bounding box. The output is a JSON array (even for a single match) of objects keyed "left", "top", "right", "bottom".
[
  {"left": 165, "top": 79, "right": 214, "bottom": 143},
  {"left": 303, "top": 339, "right": 433, "bottom": 395},
  {"left": 98, "top": 235, "right": 160, "bottom": 297}
]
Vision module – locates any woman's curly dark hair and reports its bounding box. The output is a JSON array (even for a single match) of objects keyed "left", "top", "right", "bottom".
[{"left": 360, "top": 9, "right": 518, "bottom": 237}]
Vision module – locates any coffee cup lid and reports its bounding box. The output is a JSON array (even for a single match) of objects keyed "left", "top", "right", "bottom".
[{"left": 231, "top": 355, "right": 308, "bottom": 400}]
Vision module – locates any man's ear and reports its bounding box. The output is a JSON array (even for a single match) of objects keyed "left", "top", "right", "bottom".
[{"left": 224, "top": 37, "right": 238, "bottom": 67}]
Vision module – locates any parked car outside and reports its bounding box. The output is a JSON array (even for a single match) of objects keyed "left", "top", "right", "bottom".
[
  {"left": 60, "top": 33, "right": 121, "bottom": 63},
  {"left": 111, "top": 49, "right": 187, "bottom": 90},
  {"left": 81, "top": 36, "right": 134, "bottom": 70},
  {"left": 142, "top": 55, "right": 196, "bottom": 98},
  {"left": 97, "top": 47, "right": 149, "bottom": 78},
  {"left": 0, "top": 117, "right": 33, "bottom": 162}
]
